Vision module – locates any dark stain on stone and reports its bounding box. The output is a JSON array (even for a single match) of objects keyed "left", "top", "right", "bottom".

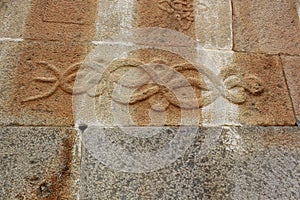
[
  {"left": 296, "top": 119, "right": 300, "bottom": 126},
  {"left": 37, "top": 131, "right": 75, "bottom": 199},
  {"left": 79, "top": 124, "right": 88, "bottom": 133}
]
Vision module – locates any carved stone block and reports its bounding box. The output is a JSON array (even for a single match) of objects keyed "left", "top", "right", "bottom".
[
  {"left": 74, "top": 44, "right": 295, "bottom": 126},
  {"left": 232, "top": 53, "right": 295, "bottom": 125},
  {"left": 12, "top": 41, "right": 91, "bottom": 126},
  {"left": 137, "top": 0, "right": 196, "bottom": 37}
]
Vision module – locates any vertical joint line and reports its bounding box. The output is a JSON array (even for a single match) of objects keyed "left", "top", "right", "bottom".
[{"left": 278, "top": 56, "right": 299, "bottom": 126}]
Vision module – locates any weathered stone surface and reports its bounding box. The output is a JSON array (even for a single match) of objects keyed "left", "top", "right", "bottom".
[
  {"left": 227, "top": 127, "right": 300, "bottom": 199},
  {"left": 0, "top": 41, "right": 22, "bottom": 125},
  {"left": 233, "top": 53, "right": 295, "bottom": 125},
  {"left": 94, "top": 0, "right": 137, "bottom": 41},
  {"left": 43, "top": 0, "right": 96, "bottom": 25},
  {"left": 136, "top": 0, "right": 196, "bottom": 38},
  {"left": 297, "top": 0, "right": 300, "bottom": 21},
  {"left": 1, "top": 1, "right": 300, "bottom": 199},
  {"left": 0, "top": 40, "right": 94, "bottom": 126},
  {"left": 199, "top": 50, "right": 295, "bottom": 126},
  {"left": 95, "top": 0, "right": 196, "bottom": 40},
  {"left": 94, "top": 0, "right": 232, "bottom": 50},
  {"left": 281, "top": 55, "right": 300, "bottom": 123},
  {"left": 0, "top": 127, "right": 79, "bottom": 199},
  {"left": 94, "top": 48, "right": 202, "bottom": 126},
  {"left": 80, "top": 127, "right": 300, "bottom": 199},
  {"left": 195, "top": 0, "right": 232, "bottom": 49},
  {"left": 198, "top": 49, "right": 239, "bottom": 126},
  {"left": 80, "top": 127, "right": 230, "bottom": 199},
  {"left": 232, "top": 0, "right": 300, "bottom": 55},
  {"left": 24, "top": 0, "right": 97, "bottom": 42},
  {"left": 75, "top": 44, "right": 295, "bottom": 126},
  {"left": 1, "top": 0, "right": 97, "bottom": 126},
  {"left": 12, "top": 41, "right": 91, "bottom": 126},
  {"left": 0, "top": 0, "right": 31, "bottom": 38}
]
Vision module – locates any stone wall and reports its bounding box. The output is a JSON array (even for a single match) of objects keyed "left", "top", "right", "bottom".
[{"left": 0, "top": 0, "right": 300, "bottom": 199}]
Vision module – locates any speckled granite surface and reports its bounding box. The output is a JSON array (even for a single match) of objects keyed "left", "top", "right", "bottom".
[{"left": 80, "top": 127, "right": 300, "bottom": 199}]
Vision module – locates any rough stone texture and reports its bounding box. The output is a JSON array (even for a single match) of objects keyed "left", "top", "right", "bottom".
[
  {"left": 233, "top": 53, "right": 295, "bottom": 125},
  {"left": 195, "top": 0, "right": 232, "bottom": 49},
  {"left": 198, "top": 50, "right": 240, "bottom": 126},
  {"left": 228, "top": 127, "right": 300, "bottom": 199},
  {"left": 5, "top": 0, "right": 98, "bottom": 126},
  {"left": 43, "top": 0, "right": 96, "bottom": 25},
  {"left": 12, "top": 41, "right": 91, "bottom": 126},
  {"left": 232, "top": 0, "right": 300, "bottom": 55},
  {"left": 94, "top": 0, "right": 233, "bottom": 50},
  {"left": 0, "top": 41, "right": 22, "bottom": 125},
  {"left": 94, "top": 0, "right": 197, "bottom": 40},
  {"left": 0, "top": 127, "right": 79, "bottom": 199},
  {"left": 297, "top": 0, "right": 300, "bottom": 21},
  {"left": 80, "top": 127, "right": 300, "bottom": 199},
  {"left": 1, "top": 0, "right": 300, "bottom": 199},
  {"left": 80, "top": 127, "right": 232, "bottom": 199},
  {"left": 94, "top": 0, "right": 138, "bottom": 41},
  {"left": 200, "top": 50, "right": 296, "bottom": 126},
  {"left": 76, "top": 44, "right": 295, "bottom": 126},
  {"left": 92, "top": 47, "right": 202, "bottom": 126},
  {"left": 136, "top": 0, "right": 196, "bottom": 38},
  {"left": 281, "top": 55, "right": 300, "bottom": 123},
  {"left": 24, "top": 0, "right": 97, "bottom": 42},
  {"left": 0, "top": 0, "right": 32, "bottom": 38},
  {"left": 0, "top": 40, "right": 92, "bottom": 126}
]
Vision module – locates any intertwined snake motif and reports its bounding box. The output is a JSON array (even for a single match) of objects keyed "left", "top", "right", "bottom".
[
  {"left": 24, "top": 59, "right": 264, "bottom": 109},
  {"left": 23, "top": 61, "right": 98, "bottom": 102},
  {"left": 104, "top": 58, "right": 264, "bottom": 111}
]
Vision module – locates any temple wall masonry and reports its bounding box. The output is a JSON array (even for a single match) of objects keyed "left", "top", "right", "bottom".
[{"left": 1, "top": 0, "right": 300, "bottom": 199}]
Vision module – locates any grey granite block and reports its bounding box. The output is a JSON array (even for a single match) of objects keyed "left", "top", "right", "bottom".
[
  {"left": 0, "top": 127, "right": 79, "bottom": 199},
  {"left": 80, "top": 126, "right": 300, "bottom": 199}
]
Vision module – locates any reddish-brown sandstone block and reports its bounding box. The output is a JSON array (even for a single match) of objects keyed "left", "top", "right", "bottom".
[
  {"left": 80, "top": 43, "right": 295, "bottom": 126},
  {"left": 136, "top": 0, "right": 196, "bottom": 38},
  {"left": 232, "top": 0, "right": 300, "bottom": 55},
  {"left": 43, "top": 0, "right": 96, "bottom": 25},
  {"left": 12, "top": 41, "right": 91, "bottom": 126},
  {"left": 8, "top": 0, "right": 97, "bottom": 126},
  {"left": 232, "top": 53, "right": 295, "bottom": 125},
  {"left": 281, "top": 55, "right": 300, "bottom": 123},
  {"left": 93, "top": 48, "right": 202, "bottom": 126},
  {"left": 24, "top": 0, "right": 97, "bottom": 42}
]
